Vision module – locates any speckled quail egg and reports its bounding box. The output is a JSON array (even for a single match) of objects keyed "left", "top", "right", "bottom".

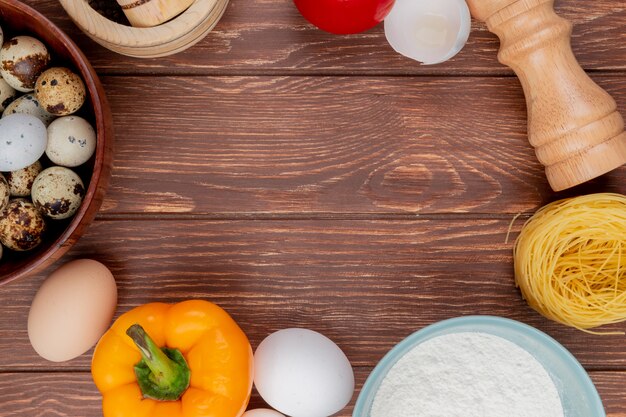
[
  {"left": 0, "top": 113, "right": 47, "bottom": 171},
  {"left": 46, "top": 116, "right": 96, "bottom": 167},
  {"left": 31, "top": 167, "right": 85, "bottom": 220},
  {"left": 0, "top": 173, "right": 9, "bottom": 211},
  {"left": 2, "top": 93, "right": 56, "bottom": 126},
  {"left": 5, "top": 160, "right": 43, "bottom": 197},
  {"left": 35, "top": 67, "right": 85, "bottom": 116},
  {"left": 0, "top": 198, "right": 46, "bottom": 251},
  {"left": 0, "top": 77, "right": 17, "bottom": 111},
  {"left": 0, "top": 36, "right": 50, "bottom": 92}
]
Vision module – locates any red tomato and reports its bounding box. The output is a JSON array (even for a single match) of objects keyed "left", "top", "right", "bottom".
[{"left": 293, "top": 0, "right": 396, "bottom": 35}]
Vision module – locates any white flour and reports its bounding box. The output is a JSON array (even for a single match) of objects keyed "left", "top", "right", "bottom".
[{"left": 370, "top": 332, "right": 564, "bottom": 417}]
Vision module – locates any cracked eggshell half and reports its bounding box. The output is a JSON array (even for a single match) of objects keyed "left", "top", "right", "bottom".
[{"left": 384, "top": 0, "right": 471, "bottom": 65}]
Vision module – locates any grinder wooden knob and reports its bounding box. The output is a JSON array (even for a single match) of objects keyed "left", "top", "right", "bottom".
[{"left": 466, "top": 0, "right": 626, "bottom": 191}]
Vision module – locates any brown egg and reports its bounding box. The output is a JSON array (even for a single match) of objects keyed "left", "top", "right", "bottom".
[
  {"left": 0, "top": 173, "right": 9, "bottom": 211},
  {"left": 35, "top": 67, "right": 85, "bottom": 116},
  {"left": 5, "top": 160, "right": 43, "bottom": 197},
  {"left": 31, "top": 166, "right": 85, "bottom": 219},
  {"left": 28, "top": 259, "right": 118, "bottom": 362},
  {"left": 0, "top": 198, "right": 46, "bottom": 251},
  {"left": 0, "top": 36, "right": 50, "bottom": 92}
]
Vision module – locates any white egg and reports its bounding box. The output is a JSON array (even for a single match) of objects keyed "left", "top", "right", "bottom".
[
  {"left": 0, "top": 113, "right": 47, "bottom": 171},
  {"left": 242, "top": 409, "right": 285, "bottom": 417},
  {"left": 384, "top": 0, "right": 471, "bottom": 65},
  {"left": 254, "top": 328, "right": 354, "bottom": 417}
]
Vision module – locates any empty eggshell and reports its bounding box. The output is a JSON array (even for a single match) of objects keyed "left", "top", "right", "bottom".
[
  {"left": 384, "top": 0, "right": 471, "bottom": 65},
  {"left": 0, "top": 36, "right": 50, "bottom": 92},
  {"left": 0, "top": 113, "right": 47, "bottom": 171},
  {"left": 5, "top": 160, "right": 43, "bottom": 197},
  {"left": 0, "top": 77, "right": 17, "bottom": 111},
  {"left": 2, "top": 93, "right": 56, "bottom": 126},
  {"left": 0, "top": 173, "right": 9, "bottom": 211},
  {"left": 46, "top": 116, "right": 96, "bottom": 167},
  {"left": 28, "top": 259, "right": 118, "bottom": 362},
  {"left": 242, "top": 410, "right": 285, "bottom": 417},
  {"left": 0, "top": 199, "right": 46, "bottom": 251},
  {"left": 31, "top": 166, "right": 85, "bottom": 220},
  {"left": 35, "top": 67, "right": 86, "bottom": 116},
  {"left": 253, "top": 328, "right": 355, "bottom": 417}
]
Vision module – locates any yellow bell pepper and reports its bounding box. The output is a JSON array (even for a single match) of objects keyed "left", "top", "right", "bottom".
[{"left": 91, "top": 300, "right": 254, "bottom": 417}]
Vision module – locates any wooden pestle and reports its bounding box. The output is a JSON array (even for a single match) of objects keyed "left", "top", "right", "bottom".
[
  {"left": 466, "top": 0, "right": 626, "bottom": 191},
  {"left": 116, "top": 0, "right": 195, "bottom": 27}
]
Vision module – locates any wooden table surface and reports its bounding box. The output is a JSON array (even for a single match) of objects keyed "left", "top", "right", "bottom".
[{"left": 1, "top": 0, "right": 626, "bottom": 415}]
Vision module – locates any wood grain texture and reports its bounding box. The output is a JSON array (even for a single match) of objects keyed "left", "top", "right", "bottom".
[
  {"left": 95, "top": 75, "right": 625, "bottom": 215},
  {"left": 1, "top": 370, "right": 626, "bottom": 417},
  {"left": 15, "top": 0, "right": 626, "bottom": 75},
  {"left": 0, "top": 0, "right": 624, "bottom": 415},
  {"left": 2, "top": 219, "right": 626, "bottom": 371}
]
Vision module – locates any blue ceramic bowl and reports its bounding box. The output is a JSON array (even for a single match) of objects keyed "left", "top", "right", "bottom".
[{"left": 353, "top": 316, "right": 605, "bottom": 417}]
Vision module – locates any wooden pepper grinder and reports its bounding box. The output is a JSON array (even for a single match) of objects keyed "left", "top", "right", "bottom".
[{"left": 466, "top": 0, "right": 626, "bottom": 191}]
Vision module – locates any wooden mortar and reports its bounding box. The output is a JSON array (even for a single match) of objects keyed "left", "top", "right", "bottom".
[{"left": 466, "top": 0, "right": 626, "bottom": 191}]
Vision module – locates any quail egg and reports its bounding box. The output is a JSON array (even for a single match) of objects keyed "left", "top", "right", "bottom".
[
  {"left": 2, "top": 93, "right": 56, "bottom": 126},
  {"left": 35, "top": 67, "right": 85, "bottom": 116},
  {"left": 46, "top": 116, "right": 96, "bottom": 167},
  {"left": 5, "top": 160, "right": 43, "bottom": 197},
  {"left": 0, "top": 198, "right": 46, "bottom": 251},
  {"left": 0, "top": 36, "right": 50, "bottom": 92},
  {"left": 0, "top": 113, "right": 48, "bottom": 171},
  {"left": 0, "top": 173, "right": 9, "bottom": 211},
  {"left": 0, "top": 77, "right": 17, "bottom": 111},
  {"left": 31, "top": 167, "right": 85, "bottom": 220}
]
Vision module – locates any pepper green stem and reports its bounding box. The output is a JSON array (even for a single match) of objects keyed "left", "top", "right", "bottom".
[{"left": 126, "top": 324, "right": 190, "bottom": 401}]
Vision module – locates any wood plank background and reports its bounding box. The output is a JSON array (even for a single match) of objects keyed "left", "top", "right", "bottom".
[{"left": 1, "top": 0, "right": 625, "bottom": 416}]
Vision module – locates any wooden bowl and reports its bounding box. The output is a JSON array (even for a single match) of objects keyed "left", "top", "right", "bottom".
[
  {"left": 0, "top": 0, "right": 113, "bottom": 285},
  {"left": 59, "top": 0, "right": 230, "bottom": 58}
]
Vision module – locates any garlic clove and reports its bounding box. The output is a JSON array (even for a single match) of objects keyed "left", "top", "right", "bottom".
[{"left": 384, "top": 0, "right": 471, "bottom": 65}]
